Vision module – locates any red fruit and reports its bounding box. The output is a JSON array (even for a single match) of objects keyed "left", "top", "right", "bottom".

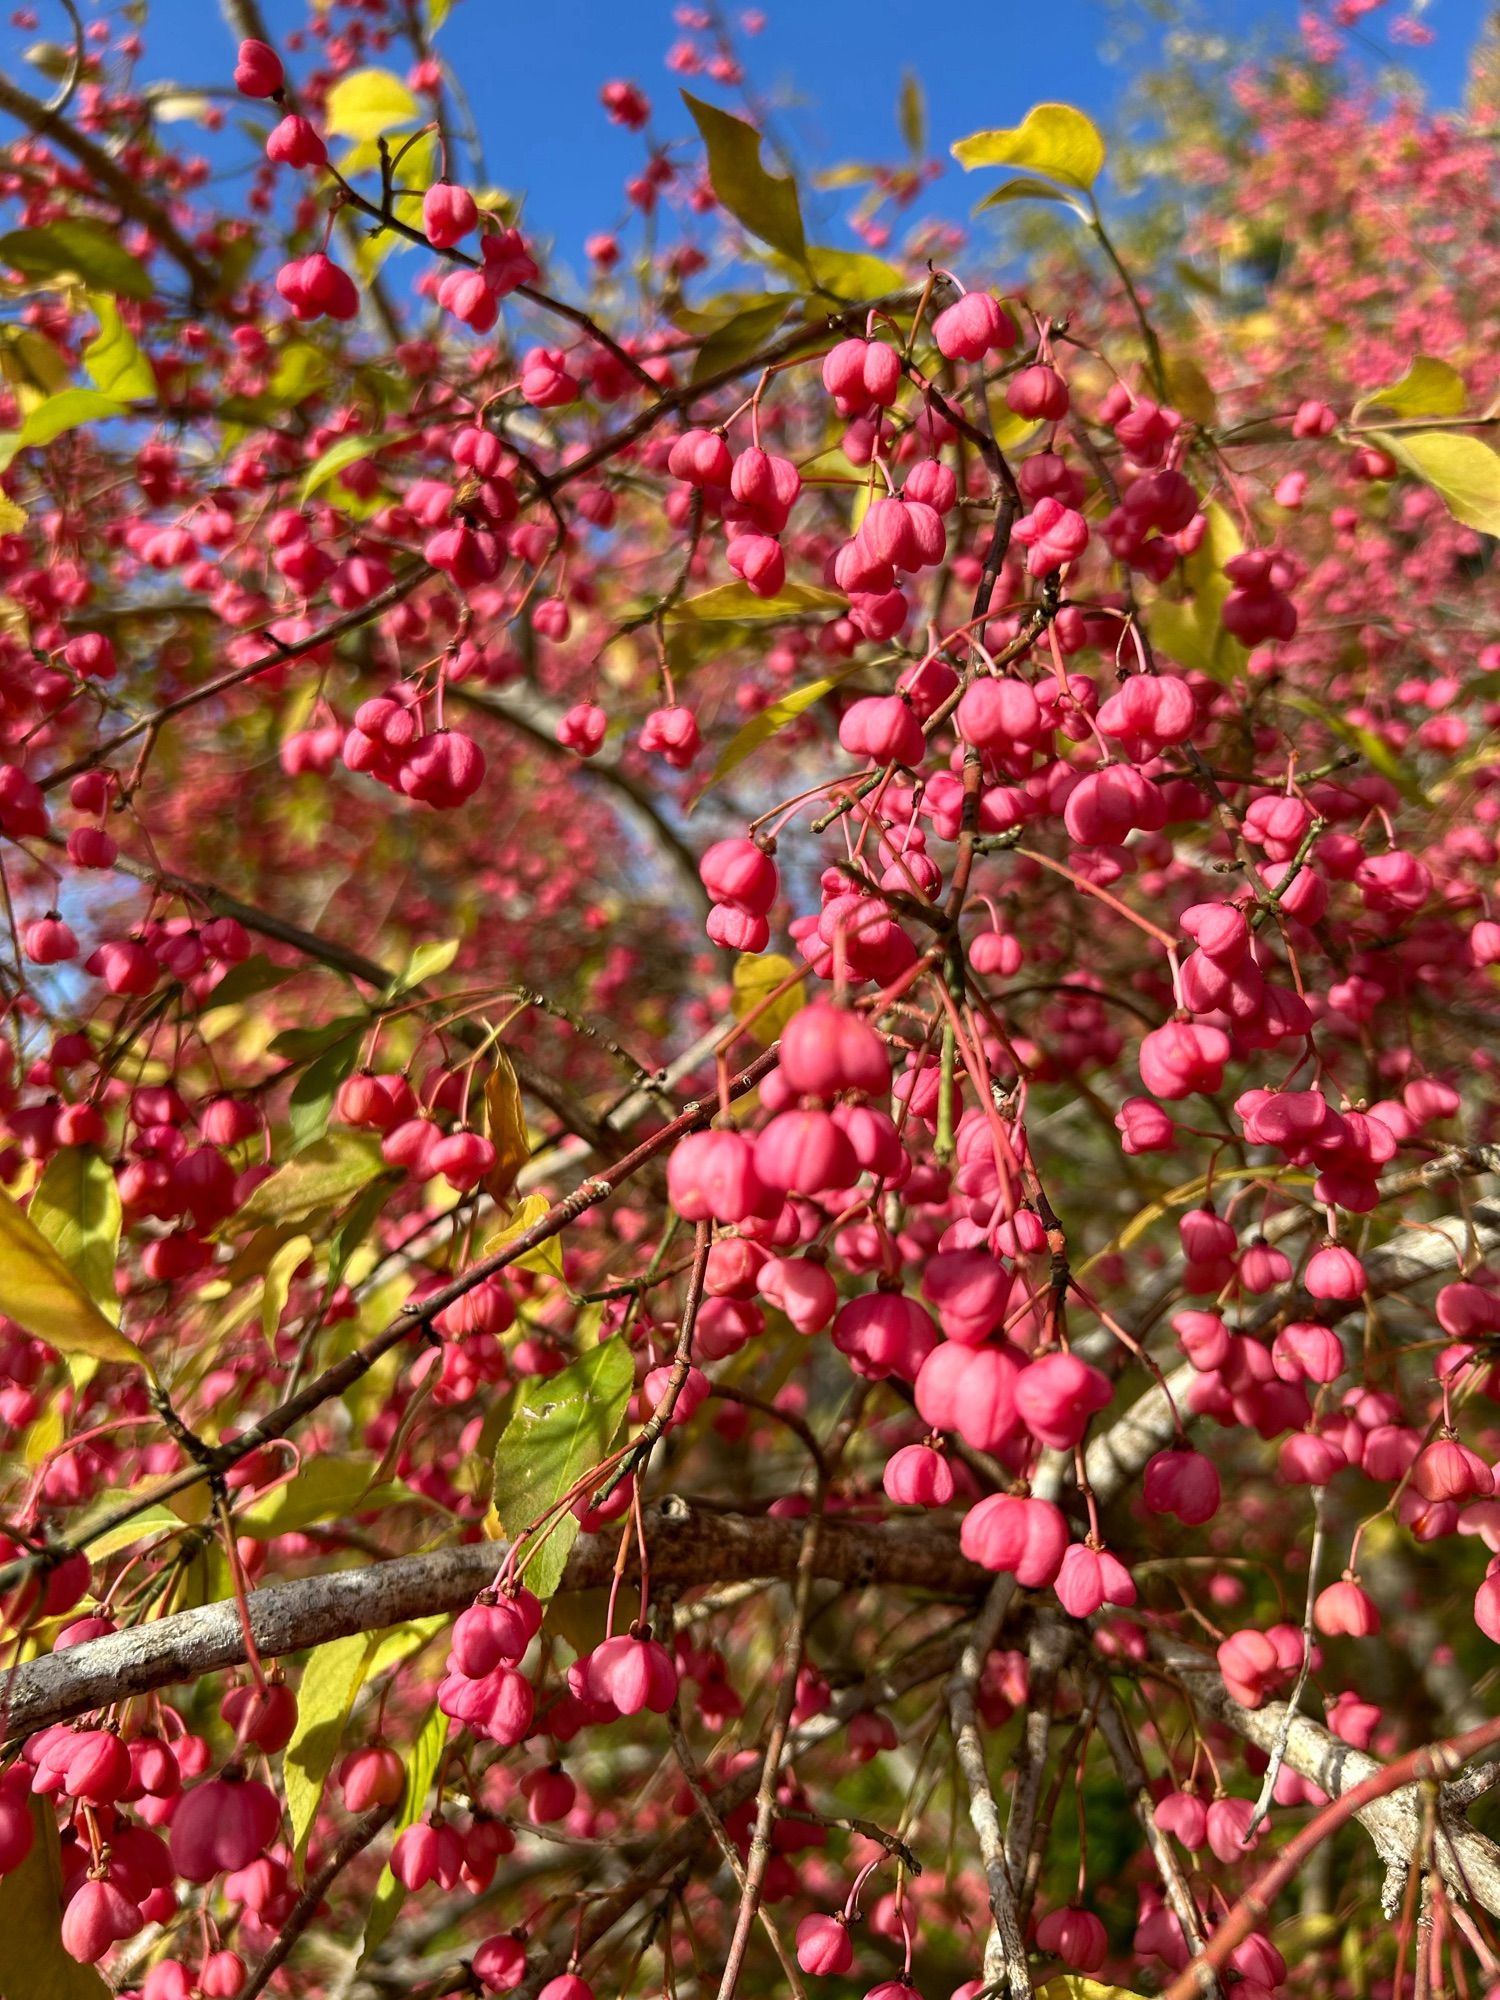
[
  {"left": 557, "top": 702, "right": 608, "bottom": 757},
  {"left": 779, "top": 1002, "right": 888, "bottom": 1100},
  {"left": 234, "top": 38, "right": 284, "bottom": 96},
  {"left": 473, "top": 1934, "right": 528, "bottom": 1993},
  {"left": 1304, "top": 1243, "right": 1365, "bottom": 1301},
  {"left": 1314, "top": 1578, "right": 1380, "bottom": 1638},
  {"left": 221, "top": 1679, "right": 298, "bottom": 1754},
  {"left": 1036, "top": 1906, "right": 1107, "bottom": 1974},
  {"left": 933, "top": 291, "right": 1017, "bottom": 361},
  {"left": 882, "top": 1441, "right": 955, "bottom": 1507},
  {"left": 62, "top": 1876, "right": 142, "bottom": 1963},
  {"left": 638, "top": 705, "right": 700, "bottom": 768},
  {"left": 667, "top": 1129, "right": 768, "bottom": 1223},
  {"left": 585, "top": 1633, "right": 677, "bottom": 1715},
  {"left": 340, "top": 1746, "right": 406, "bottom": 1811},
  {"left": 423, "top": 181, "right": 480, "bottom": 248},
  {"left": 1013, "top": 1352, "right": 1112, "bottom": 1450},
  {"left": 1054, "top": 1542, "right": 1135, "bottom": 1617},
  {"left": 168, "top": 1775, "right": 281, "bottom": 1882},
  {"left": 1143, "top": 1447, "right": 1220, "bottom": 1525},
  {"left": 838, "top": 695, "right": 924, "bottom": 767},
  {"left": 0, "top": 1791, "right": 34, "bottom": 1874},
  {"left": 61, "top": 1729, "right": 131, "bottom": 1805},
  {"left": 796, "top": 1913, "right": 854, "bottom": 1975},
  {"left": 753, "top": 1108, "right": 859, "bottom": 1195},
  {"left": 959, "top": 1494, "right": 1068, "bottom": 1586},
  {"left": 699, "top": 839, "right": 777, "bottom": 915},
  {"left": 1006, "top": 363, "right": 1070, "bottom": 420},
  {"left": 266, "top": 113, "right": 326, "bottom": 168}
]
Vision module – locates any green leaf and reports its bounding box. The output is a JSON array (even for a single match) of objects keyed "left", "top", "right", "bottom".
[
  {"left": 269, "top": 1012, "right": 367, "bottom": 1062},
  {"left": 1369, "top": 428, "right": 1500, "bottom": 536},
  {"left": 236, "top": 1454, "right": 395, "bottom": 1537},
  {"left": 426, "top": 0, "right": 454, "bottom": 28},
  {"left": 0, "top": 1185, "right": 144, "bottom": 1367},
  {"left": 952, "top": 102, "right": 1106, "bottom": 192},
  {"left": 898, "top": 70, "right": 926, "bottom": 157},
  {"left": 359, "top": 1701, "right": 449, "bottom": 1963},
  {"left": 284, "top": 1633, "right": 373, "bottom": 1864},
  {"left": 690, "top": 295, "right": 794, "bottom": 386},
  {"left": 261, "top": 1233, "right": 314, "bottom": 1348},
  {"left": 666, "top": 580, "right": 845, "bottom": 625},
  {"left": 0, "top": 220, "right": 154, "bottom": 300},
  {"left": 328, "top": 1174, "right": 398, "bottom": 1291},
  {"left": 974, "top": 176, "right": 1090, "bottom": 221},
  {"left": 29, "top": 1149, "right": 122, "bottom": 1325},
  {"left": 9, "top": 388, "right": 127, "bottom": 460},
  {"left": 483, "top": 1191, "right": 564, "bottom": 1279},
  {"left": 701, "top": 671, "right": 849, "bottom": 792},
  {"left": 82, "top": 294, "right": 156, "bottom": 402},
  {"left": 289, "top": 1031, "right": 365, "bottom": 1154},
  {"left": 0, "top": 1798, "right": 112, "bottom": 1999},
  {"left": 387, "top": 935, "right": 460, "bottom": 996},
  {"left": 1354, "top": 356, "right": 1466, "bottom": 421},
  {"left": 299, "top": 434, "right": 379, "bottom": 506},
  {"left": 325, "top": 67, "right": 421, "bottom": 143},
  {"left": 230, "top": 1130, "right": 386, "bottom": 1232},
  {"left": 683, "top": 92, "right": 807, "bottom": 265},
  {"left": 201, "top": 953, "right": 298, "bottom": 1013},
  {"left": 491, "top": 1340, "right": 634, "bottom": 1600},
  {"left": 269, "top": 341, "right": 330, "bottom": 407}
]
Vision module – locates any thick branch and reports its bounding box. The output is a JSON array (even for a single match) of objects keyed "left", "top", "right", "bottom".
[{"left": 2, "top": 1506, "right": 985, "bottom": 1736}]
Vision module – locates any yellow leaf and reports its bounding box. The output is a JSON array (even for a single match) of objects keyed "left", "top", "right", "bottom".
[
  {"left": 701, "top": 671, "right": 853, "bottom": 794},
  {"left": 325, "top": 66, "right": 420, "bottom": 144},
  {"left": 952, "top": 103, "right": 1106, "bottom": 191},
  {"left": 483, "top": 1047, "right": 530, "bottom": 1205},
  {"left": 82, "top": 293, "right": 156, "bottom": 402},
  {"left": 732, "top": 951, "right": 804, "bottom": 1047},
  {"left": 1037, "top": 1981, "right": 1149, "bottom": 2000},
  {"left": 261, "top": 1233, "right": 314, "bottom": 1348},
  {"left": 484, "top": 1192, "right": 563, "bottom": 1278},
  {"left": 23, "top": 1402, "right": 64, "bottom": 1466},
  {"left": 1163, "top": 352, "right": 1217, "bottom": 425},
  {"left": 0, "top": 495, "right": 24, "bottom": 533},
  {"left": 1370, "top": 428, "right": 1500, "bottom": 536},
  {"left": 1354, "top": 355, "right": 1466, "bottom": 421},
  {"left": 0, "top": 1186, "right": 145, "bottom": 1367}
]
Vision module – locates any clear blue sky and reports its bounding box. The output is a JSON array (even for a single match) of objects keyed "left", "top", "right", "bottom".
[{"left": 5, "top": 0, "right": 1494, "bottom": 265}]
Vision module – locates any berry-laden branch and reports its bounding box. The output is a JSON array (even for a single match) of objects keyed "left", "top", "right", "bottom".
[{"left": 3, "top": 7, "right": 1500, "bottom": 1993}]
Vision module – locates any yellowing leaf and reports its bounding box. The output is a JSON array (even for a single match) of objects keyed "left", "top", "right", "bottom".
[
  {"left": 484, "top": 1192, "right": 563, "bottom": 1278},
  {"left": 1371, "top": 428, "right": 1500, "bottom": 536},
  {"left": 952, "top": 103, "right": 1106, "bottom": 192},
  {"left": 387, "top": 934, "right": 460, "bottom": 995},
  {"left": 702, "top": 672, "right": 849, "bottom": 792},
  {"left": 1355, "top": 356, "right": 1466, "bottom": 421},
  {"left": 230, "top": 1131, "right": 386, "bottom": 1232},
  {"left": 1037, "top": 1980, "right": 1149, "bottom": 2000},
  {"left": 0, "top": 495, "right": 25, "bottom": 533},
  {"left": 799, "top": 244, "right": 906, "bottom": 299},
  {"left": 358, "top": 1700, "right": 448, "bottom": 1963},
  {"left": 666, "top": 580, "right": 844, "bottom": 624},
  {"left": 325, "top": 66, "right": 420, "bottom": 143},
  {"left": 483, "top": 1047, "right": 530, "bottom": 1206},
  {"left": 1163, "top": 352, "right": 1217, "bottom": 425},
  {"left": 82, "top": 294, "right": 156, "bottom": 403},
  {"left": 284, "top": 1632, "right": 372, "bottom": 1864},
  {"left": 236, "top": 1455, "right": 395, "bottom": 1537},
  {"left": 732, "top": 950, "right": 804, "bottom": 1046},
  {"left": 261, "top": 1233, "right": 314, "bottom": 1348},
  {"left": 0, "top": 1185, "right": 144, "bottom": 1367},
  {"left": 974, "top": 175, "right": 1090, "bottom": 221},
  {"left": 683, "top": 91, "right": 807, "bottom": 266},
  {"left": 30, "top": 1147, "right": 122, "bottom": 1325}
]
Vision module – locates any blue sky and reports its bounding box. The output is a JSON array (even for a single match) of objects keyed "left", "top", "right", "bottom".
[{"left": 2, "top": 0, "right": 1493, "bottom": 267}]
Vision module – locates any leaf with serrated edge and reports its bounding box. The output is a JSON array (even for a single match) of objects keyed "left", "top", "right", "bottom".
[{"left": 491, "top": 1340, "right": 634, "bottom": 1599}]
